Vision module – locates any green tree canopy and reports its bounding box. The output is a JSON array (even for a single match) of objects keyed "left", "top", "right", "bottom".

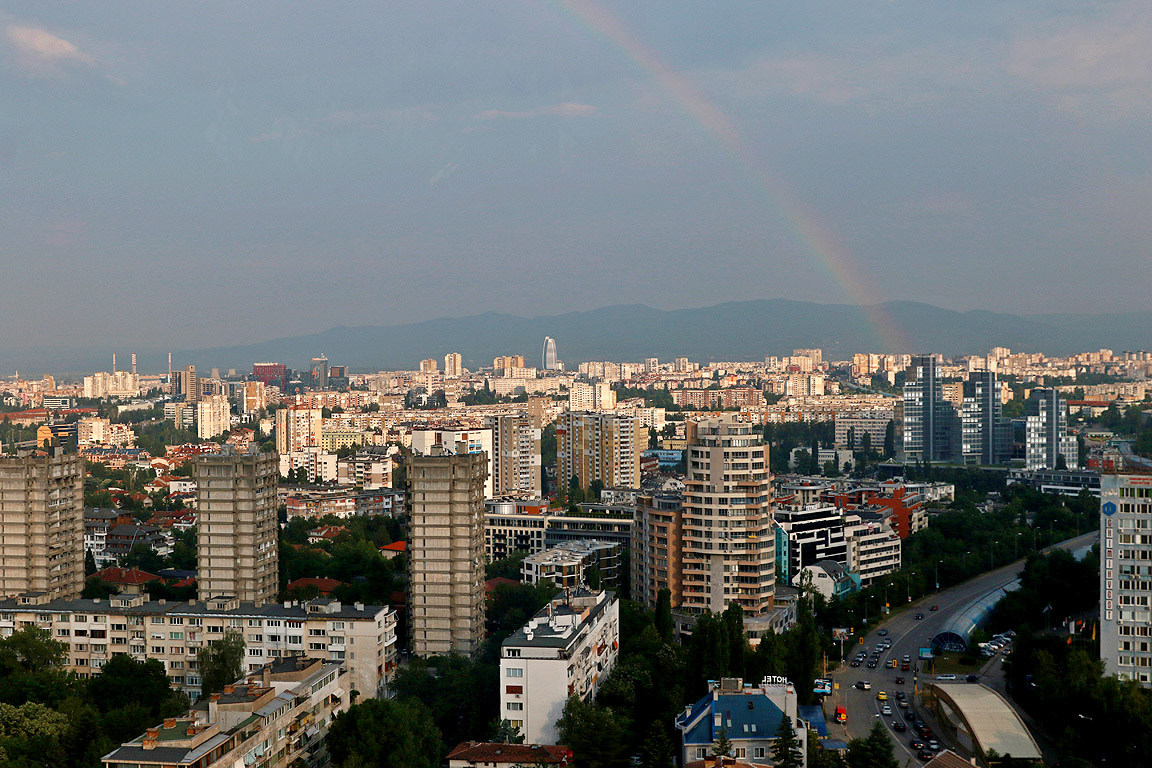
[
  {"left": 196, "top": 630, "right": 244, "bottom": 699},
  {"left": 328, "top": 697, "right": 443, "bottom": 768}
]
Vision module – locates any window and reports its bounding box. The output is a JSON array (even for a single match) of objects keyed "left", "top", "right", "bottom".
[
  {"left": 169, "top": 632, "right": 184, "bottom": 640},
  {"left": 506, "top": 668, "right": 523, "bottom": 678},
  {"left": 754, "top": 748, "right": 765, "bottom": 759},
  {"left": 150, "top": 617, "right": 165, "bottom": 624},
  {"left": 506, "top": 702, "right": 523, "bottom": 711}
]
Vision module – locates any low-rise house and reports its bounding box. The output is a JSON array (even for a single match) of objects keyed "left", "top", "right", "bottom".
[
  {"left": 676, "top": 677, "right": 808, "bottom": 767},
  {"left": 447, "top": 742, "right": 572, "bottom": 768}
]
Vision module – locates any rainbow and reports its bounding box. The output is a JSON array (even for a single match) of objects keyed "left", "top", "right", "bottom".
[{"left": 552, "top": 0, "right": 910, "bottom": 353}]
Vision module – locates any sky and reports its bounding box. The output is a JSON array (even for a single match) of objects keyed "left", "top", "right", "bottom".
[{"left": 2, "top": 0, "right": 1151, "bottom": 351}]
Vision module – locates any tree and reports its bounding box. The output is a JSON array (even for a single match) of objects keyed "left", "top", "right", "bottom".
[
  {"left": 654, "top": 588, "right": 673, "bottom": 641},
  {"left": 556, "top": 695, "right": 631, "bottom": 768},
  {"left": 771, "top": 714, "right": 804, "bottom": 768},
  {"left": 328, "top": 697, "right": 443, "bottom": 768},
  {"left": 196, "top": 630, "right": 244, "bottom": 698},
  {"left": 712, "top": 727, "right": 732, "bottom": 758},
  {"left": 846, "top": 721, "right": 898, "bottom": 768},
  {"left": 883, "top": 421, "right": 895, "bottom": 457},
  {"left": 489, "top": 718, "right": 525, "bottom": 744},
  {"left": 0, "top": 627, "right": 66, "bottom": 674}
]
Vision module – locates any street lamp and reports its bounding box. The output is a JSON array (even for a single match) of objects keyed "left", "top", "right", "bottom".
[
  {"left": 906, "top": 571, "right": 915, "bottom": 603},
  {"left": 1015, "top": 532, "right": 1021, "bottom": 559},
  {"left": 935, "top": 560, "right": 943, "bottom": 590}
]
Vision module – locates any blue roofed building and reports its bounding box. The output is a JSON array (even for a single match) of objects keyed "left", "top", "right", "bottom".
[{"left": 675, "top": 677, "right": 808, "bottom": 767}]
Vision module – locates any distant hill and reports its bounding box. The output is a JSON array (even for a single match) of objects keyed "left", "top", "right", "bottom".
[{"left": 6, "top": 299, "right": 1152, "bottom": 374}]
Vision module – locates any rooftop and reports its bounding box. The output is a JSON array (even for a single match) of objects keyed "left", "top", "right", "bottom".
[{"left": 447, "top": 741, "right": 571, "bottom": 765}]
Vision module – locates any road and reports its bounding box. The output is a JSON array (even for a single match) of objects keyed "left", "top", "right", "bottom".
[{"left": 827, "top": 532, "right": 1097, "bottom": 763}]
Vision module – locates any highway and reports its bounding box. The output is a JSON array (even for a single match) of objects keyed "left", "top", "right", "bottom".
[{"left": 826, "top": 531, "right": 1097, "bottom": 763}]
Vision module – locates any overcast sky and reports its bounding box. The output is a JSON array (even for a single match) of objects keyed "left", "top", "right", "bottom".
[{"left": 2, "top": 1, "right": 1151, "bottom": 350}]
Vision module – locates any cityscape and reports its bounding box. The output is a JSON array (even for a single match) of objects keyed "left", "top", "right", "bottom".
[
  {"left": 0, "top": 341, "right": 1149, "bottom": 768},
  {"left": 4, "top": 3, "right": 1151, "bottom": 768}
]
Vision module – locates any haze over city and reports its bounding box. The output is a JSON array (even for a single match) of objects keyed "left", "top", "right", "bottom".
[{"left": 3, "top": 1, "right": 1152, "bottom": 352}]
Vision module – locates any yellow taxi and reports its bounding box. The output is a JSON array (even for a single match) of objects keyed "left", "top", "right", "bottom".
[{"left": 876, "top": 691, "right": 888, "bottom": 701}]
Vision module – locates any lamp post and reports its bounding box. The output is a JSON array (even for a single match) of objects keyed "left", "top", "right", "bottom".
[
  {"left": 906, "top": 571, "right": 915, "bottom": 603},
  {"left": 1015, "top": 532, "right": 1021, "bottom": 559},
  {"left": 935, "top": 560, "right": 943, "bottom": 590}
]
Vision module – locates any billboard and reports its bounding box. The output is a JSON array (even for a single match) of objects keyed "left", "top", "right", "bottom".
[{"left": 918, "top": 647, "right": 934, "bottom": 660}]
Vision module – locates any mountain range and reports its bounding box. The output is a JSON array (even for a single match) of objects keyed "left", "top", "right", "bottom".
[{"left": 6, "top": 299, "right": 1152, "bottom": 375}]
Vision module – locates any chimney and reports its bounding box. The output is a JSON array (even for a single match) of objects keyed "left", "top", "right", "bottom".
[
  {"left": 223, "top": 685, "right": 235, "bottom": 694},
  {"left": 132, "top": 353, "right": 137, "bottom": 375},
  {"left": 112, "top": 353, "right": 117, "bottom": 372},
  {"left": 163, "top": 718, "right": 176, "bottom": 728}
]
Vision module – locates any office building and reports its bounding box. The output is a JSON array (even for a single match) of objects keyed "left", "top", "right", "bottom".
[
  {"left": 834, "top": 409, "right": 893, "bottom": 451},
  {"left": 195, "top": 449, "right": 279, "bottom": 605},
  {"left": 310, "top": 355, "right": 329, "bottom": 389},
  {"left": 0, "top": 593, "right": 396, "bottom": 700},
  {"left": 774, "top": 504, "right": 847, "bottom": 585},
  {"left": 252, "top": 362, "right": 287, "bottom": 389},
  {"left": 960, "top": 370, "right": 1011, "bottom": 465},
  {"left": 490, "top": 414, "right": 542, "bottom": 497},
  {"left": 412, "top": 427, "right": 495, "bottom": 498},
  {"left": 542, "top": 337, "right": 558, "bottom": 371},
  {"left": 681, "top": 416, "right": 774, "bottom": 616},
  {"left": 901, "top": 354, "right": 959, "bottom": 462},
  {"left": 1026, "top": 388, "right": 1078, "bottom": 470},
  {"left": 0, "top": 449, "right": 84, "bottom": 600},
  {"left": 180, "top": 365, "right": 200, "bottom": 404},
  {"left": 409, "top": 449, "right": 487, "bottom": 657},
  {"left": 444, "top": 352, "right": 464, "bottom": 377},
  {"left": 521, "top": 540, "right": 621, "bottom": 591},
  {"left": 1100, "top": 473, "right": 1152, "bottom": 684},
  {"left": 500, "top": 589, "right": 618, "bottom": 744},
  {"left": 556, "top": 412, "right": 644, "bottom": 491},
  {"left": 843, "top": 512, "right": 902, "bottom": 585}
]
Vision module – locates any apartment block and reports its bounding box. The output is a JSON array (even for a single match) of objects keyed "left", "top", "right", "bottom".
[
  {"left": 556, "top": 412, "right": 644, "bottom": 491},
  {"left": 412, "top": 427, "right": 495, "bottom": 499},
  {"left": 1026, "top": 388, "right": 1078, "bottom": 471},
  {"left": 568, "top": 382, "right": 616, "bottom": 412},
  {"left": 0, "top": 593, "right": 396, "bottom": 700},
  {"left": 275, "top": 406, "right": 323, "bottom": 455},
  {"left": 101, "top": 656, "right": 347, "bottom": 768},
  {"left": 195, "top": 449, "right": 279, "bottom": 606},
  {"left": 521, "top": 541, "right": 621, "bottom": 591},
  {"left": 409, "top": 449, "right": 487, "bottom": 657},
  {"left": 0, "top": 449, "right": 84, "bottom": 600},
  {"left": 500, "top": 590, "right": 619, "bottom": 744},
  {"left": 843, "top": 512, "right": 902, "bottom": 585},
  {"left": 631, "top": 492, "right": 683, "bottom": 609},
  {"left": 489, "top": 414, "right": 542, "bottom": 497},
  {"left": 681, "top": 416, "right": 774, "bottom": 616},
  {"left": 833, "top": 409, "right": 893, "bottom": 451},
  {"left": 1100, "top": 473, "right": 1152, "bottom": 685},
  {"left": 197, "top": 394, "right": 232, "bottom": 440},
  {"left": 444, "top": 352, "right": 464, "bottom": 377}
]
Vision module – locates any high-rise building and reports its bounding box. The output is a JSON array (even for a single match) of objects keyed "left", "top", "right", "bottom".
[
  {"left": 490, "top": 414, "right": 542, "bottom": 497},
  {"left": 542, "top": 337, "right": 558, "bottom": 371},
  {"left": 409, "top": 448, "right": 487, "bottom": 657},
  {"left": 275, "top": 405, "right": 323, "bottom": 455},
  {"left": 419, "top": 358, "right": 438, "bottom": 374},
  {"left": 681, "top": 416, "right": 774, "bottom": 616},
  {"left": 556, "top": 412, "right": 645, "bottom": 491},
  {"left": 310, "top": 355, "right": 329, "bottom": 389},
  {"left": 196, "top": 393, "right": 232, "bottom": 440},
  {"left": 251, "top": 362, "right": 286, "bottom": 390},
  {"left": 901, "top": 354, "right": 959, "bottom": 463},
  {"left": 632, "top": 492, "right": 684, "bottom": 609},
  {"left": 444, "top": 352, "right": 463, "bottom": 378},
  {"left": 1100, "top": 473, "right": 1152, "bottom": 685},
  {"left": 960, "top": 371, "right": 1011, "bottom": 465},
  {"left": 568, "top": 381, "right": 616, "bottom": 411},
  {"left": 1026, "top": 388, "right": 1077, "bottom": 470},
  {"left": 195, "top": 449, "right": 279, "bottom": 605},
  {"left": 411, "top": 427, "right": 495, "bottom": 498},
  {"left": 180, "top": 365, "right": 200, "bottom": 404},
  {"left": 0, "top": 449, "right": 84, "bottom": 600}
]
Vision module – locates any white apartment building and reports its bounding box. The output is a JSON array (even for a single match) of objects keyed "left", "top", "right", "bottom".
[
  {"left": 0, "top": 593, "right": 397, "bottom": 700},
  {"left": 556, "top": 412, "right": 644, "bottom": 492},
  {"left": 280, "top": 449, "right": 338, "bottom": 484},
  {"left": 834, "top": 409, "right": 894, "bottom": 450},
  {"left": 488, "top": 414, "right": 542, "bottom": 498},
  {"left": 275, "top": 406, "right": 323, "bottom": 455},
  {"left": 568, "top": 382, "right": 616, "bottom": 412},
  {"left": 1100, "top": 473, "right": 1152, "bottom": 685},
  {"left": 843, "top": 512, "right": 902, "bottom": 585},
  {"left": 500, "top": 590, "right": 619, "bottom": 744},
  {"left": 411, "top": 427, "right": 495, "bottom": 498},
  {"left": 101, "top": 656, "right": 347, "bottom": 768},
  {"left": 521, "top": 541, "right": 620, "bottom": 590},
  {"left": 336, "top": 452, "right": 393, "bottom": 489},
  {"left": 197, "top": 394, "right": 232, "bottom": 440}
]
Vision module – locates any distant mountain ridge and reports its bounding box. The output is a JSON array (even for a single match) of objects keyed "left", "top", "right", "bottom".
[{"left": 6, "top": 299, "right": 1152, "bottom": 374}]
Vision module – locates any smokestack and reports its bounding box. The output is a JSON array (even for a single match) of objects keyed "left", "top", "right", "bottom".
[
  {"left": 168, "top": 352, "right": 172, "bottom": 385},
  {"left": 132, "top": 353, "right": 137, "bottom": 375},
  {"left": 112, "top": 353, "right": 117, "bottom": 372}
]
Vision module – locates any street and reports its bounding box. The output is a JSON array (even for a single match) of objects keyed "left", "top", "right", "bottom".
[{"left": 827, "top": 531, "right": 1097, "bottom": 763}]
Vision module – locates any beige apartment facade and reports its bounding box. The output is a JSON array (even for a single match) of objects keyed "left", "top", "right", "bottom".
[
  {"left": 0, "top": 593, "right": 397, "bottom": 701},
  {"left": 409, "top": 450, "right": 487, "bottom": 657},
  {"left": 490, "top": 413, "right": 542, "bottom": 497},
  {"left": 681, "top": 416, "right": 774, "bottom": 616},
  {"left": 195, "top": 449, "right": 279, "bottom": 605},
  {"left": 556, "top": 412, "right": 644, "bottom": 491},
  {"left": 0, "top": 449, "right": 84, "bottom": 601}
]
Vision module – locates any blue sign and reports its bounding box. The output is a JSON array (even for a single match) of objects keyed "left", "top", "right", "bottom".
[{"left": 1102, "top": 501, "right": 1118, "bottom": 517}]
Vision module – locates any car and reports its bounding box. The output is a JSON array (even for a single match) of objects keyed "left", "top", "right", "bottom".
[
  {"left": 901, "top": 663, "right": 910, "bottom": 671},
  {"left": 895, "top": 676, "right": 905, "bottom": 685},
  {"left": 895, "top": 691, "right": 906, "bottom": 700},
  {"left": 937, "top": 674, "right": 957, "bottom": 681},
  {"left": 876, "top": 690, "right": 888, "bottom": 700},
  {"left": 902, "top": 654, "right": 911, "bottom": 661},
  {"left": 909, "top": 739, "right": 924, "bottom": 750},
  {"left": 898, "top": 700, "right": 910, "bottom": 709},
  {"left": 914, "top": 613, "right": 925, "bottom": 620},
  {"left": 856, "top": 681, "right": 871, "bottom": 690},
  {"left": 892, "top": 721, "right": 907, "bottom": 732},
  {"left": 881, "top": 705, "right": 893, "bottom": 716},
  {"left": 918, "top": 749, "right": 935, "bottom": 760},
  {"left": 867, "top": 661, "right": 878, "bottom": 668},
  {"left": 928, "top": 740, "right": 939, "bottom": 751},
  {"left": 878, "top": 629, "right": 888, "bottom": 636},
  {"left": 930, "top": 604, "right": 939, "bottom": 611},
  {"left": 919, "top": 727, "right": 933, "bottom": 739},
  {"left": 850, "top": 660, "right": 860, "bottom": 667},
  {"left": 966, "top": 674, "right": 980, "bottom": 682}
]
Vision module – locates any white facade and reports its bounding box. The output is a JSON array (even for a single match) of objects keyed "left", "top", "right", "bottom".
[
  {"left": 500, "top": 590, "right": 619, "bottom": 744},
  {"left": 411, "top": 427, "right": 495, "bottom": 499},
  {"left": 1100, "top": 474, "right": 1152, "bottom": 685},
  {"left": 197, "top": 394, "right": 232, "bottom": 440},
  {"left": 844, "top": 513, "right": 902, "bottom": 584}
]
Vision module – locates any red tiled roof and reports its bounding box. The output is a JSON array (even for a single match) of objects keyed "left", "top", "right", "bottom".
[
  {"left": 447, "top": 742, "right": 571, "bottom": 765},
  {"left": 379, "top": 541, "right": 406, "bottom": 552},
  {"left": 93, "top": 567, "right": 161, "bottom": 585},
  {"left": 485, "top": 577, "right": 521, "bottom": 593},
  {"left": 923, "top": 751, "right": 976, "bottom": 768},
  {"left": 286, "top": 577, "right": 345, "bottom": 595}
]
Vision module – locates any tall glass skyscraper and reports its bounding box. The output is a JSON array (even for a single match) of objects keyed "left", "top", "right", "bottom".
[{"left": 542, "top": 336, "right": 558, "bottom": 370}]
